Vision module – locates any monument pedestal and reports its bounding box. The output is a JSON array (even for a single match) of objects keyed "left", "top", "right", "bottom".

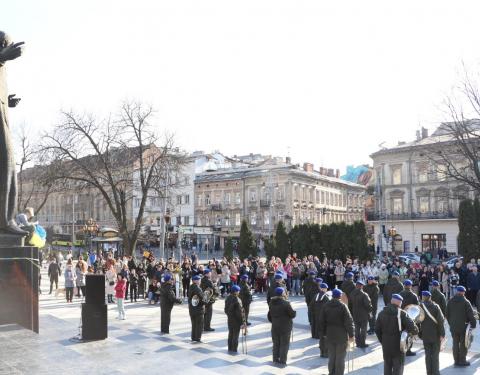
[{"left": 0, "top": 246, "right": 39, "bottom": 333}]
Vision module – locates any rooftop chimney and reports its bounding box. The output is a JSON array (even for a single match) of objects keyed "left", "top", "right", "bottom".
[
  {"left": 335, "top": 169, "right": 340, "bottom": 178},
  {"left": 319, "top": 167, "right": 325, "bottom": 175},
  {"left": 416, "top": 130, "right": 421, "bottom": 141},
  {"left": 327, "top": 168, "right": 334, "bottom": 177},
  {"left": 421, "top": 127, "right": 428, "bottom": 139},
  {"left": 303, "top": 163, "right": 314, "bottom": 173}
]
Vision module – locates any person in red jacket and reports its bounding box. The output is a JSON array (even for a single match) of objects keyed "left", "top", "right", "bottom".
[{"left": 115, "top": 274, "right": 127, "bottom": 320}]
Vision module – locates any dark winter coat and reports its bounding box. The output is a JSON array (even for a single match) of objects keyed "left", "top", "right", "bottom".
[
  {"left": 446, "top": 295, "right": 477, "bottom": 334},
  {"left": 319, "top": 298, "right": 354, "bottom": 344},
  {"left": 375, "top": 304, "right": 418, "bottom": 357},
  {"left": 302, "top": 276, "right": 317, "bottom": 304},
  {"left": 341, "top": 279, "right": 355, "bottom": 298},
  {"left": 160, "top": 283, "right": 180, "bottom": 309},
  {"left": 310, "top": 291, "right": 331, "bottom": 336},
  {"left": 267, "top": 281, "right": 285, "bottom": 304},
  {"left": 467, "top": 272, "right": 480, "bottom": 291},
  {"left": 188, "top": 284, "right": 205, "bottom": 316},
  {"left": 364, "top": 283, "right": 380, "bottom": 312},
  {"left": 239, "top": 280, "right": 252, "bottom": 307},
  {"left": 350, "top": 288, "right": 373, "bottom": 322},
  {"left": 419, "top": 300, "right": 445, "bottom": 343},
  {"left": 431, "top": 288, "right": 447, "bottom": 316},
  {"left": 383, "top": 278, "right": 404, "bottom": 305},
  {"left": 399, "top": 289, "right": 419, "bottom": 309},
  {"left": 224, "top": 294, "right": 243, "bottom": 328},
  {"left": 267, "top": 296, "right": 296, "bottom": 335}
]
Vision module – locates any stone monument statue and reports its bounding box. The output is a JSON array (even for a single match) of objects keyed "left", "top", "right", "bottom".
[{"left": 0, "top": 31, "right": 27, "bottom": 237}]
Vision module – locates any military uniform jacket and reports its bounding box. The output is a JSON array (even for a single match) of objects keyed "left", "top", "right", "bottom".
[
  {"left": 383, "top": 278, "right": 404, "bottom": 303},
  {"left": 302, "top": 277, "right": 317, "bottom": 304},
  {"left": 446, "top": 295, "right": 477, "bottom": 333},
  {"left": 364, "top": 283, "right": 380, "bottom": 311},
  {"left": 350, "top": 288, "right": 373, "bottom": 322},
  {"left": 224, "top": 294, "right": 243, "bottom": 328},
  {"left": 160, "top": 283, "right": 180, "bottom": 309},
  {"left": 431, "top": 288, "right": 447, "bottom": 316},
  {"left": 200, "top": 277, "right": 217, "bottom": 305},
  {"left": 319, "top": 298, "right": 354, "bottom": 344},
  {"left": 341, "top": 279, "right": 355, "bottom": 298},
  {"left": 239, "top": 281, "right": 252, "bottom": 307},
  {"left": 419, "top": 300, "right": 445, "bottom": 343},
  {"left": 399, "top": 289, "right": 419, "bottom": 309},
  {"left": 310, "top": 291, "right": 330, "bottom": 315},
  {"left": 375, "top": 304, "right": 418, "bottom": 357},
  {"left": 267, "top": 296, "right": 296, "bottom": 335},
  {"left": 267, "top": 281, "right": 284, "bottom": 304},
  {"left": 188, "top": 284, "right": 205, "bottom": 316}
]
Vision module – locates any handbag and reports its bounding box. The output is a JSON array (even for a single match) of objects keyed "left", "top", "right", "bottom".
[{"left": 109, "top": 281, "right": 115, "bottom": 286}]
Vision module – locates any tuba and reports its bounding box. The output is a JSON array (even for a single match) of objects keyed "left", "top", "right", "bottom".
[
  {"left": 191, "top": 295, "right": 200, "bottom": 307},
  {"left": 465, "top": 326, "right": 474, "bottom": 350},
  {"left": 400, "top": 304, "right": 424, "bottom": 353}
]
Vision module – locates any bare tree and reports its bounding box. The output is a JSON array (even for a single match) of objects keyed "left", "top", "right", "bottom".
[
  {"left": 41, "top": 101, "right": 186, "bottom": 255},
  {"left": 425, "top": 69, "right": 480, "bottom": 194}
]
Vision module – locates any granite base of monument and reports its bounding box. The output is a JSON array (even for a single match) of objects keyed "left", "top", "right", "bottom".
[{"left": 0, "top": 246, "right": 39, "bottom": 333}]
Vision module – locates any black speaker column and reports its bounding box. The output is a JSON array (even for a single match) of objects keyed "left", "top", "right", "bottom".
[{"left": 82, "top": 274, "right": 107, "bottom": 340}]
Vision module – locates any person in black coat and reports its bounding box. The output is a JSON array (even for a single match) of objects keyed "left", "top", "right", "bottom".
[
  {"left": 340, "top": 272, "right": 355, "bottom": 314},
  {"left": 188, "top": 275, "right": 205, "bottom": 342},
  {"left": 200, "top": 268, "right": 218, "bottom": 332},
  {"left": 383, "top": 271, "right": 404, "bottom": 306},
  {"left": 267, "top": 287, "right": 296, "bottom": 366},
  {"left": 224, "top": 284, "right": 245, "bottom": 353},
  {"left": 159, "top": 274, "right": 182, "bottom": 333},
  {"left": 446, "top": 286, "right": 477, "bottom": 367},
  {"left": 319, "top": 288, "right": 354, "bottom": 375},
  {"left": 419, "top": 291, "right": 445, "bottom": 375},
  {"left": 239, "top": 274, "right": 252, "bottom": 325},
  {"left": 375, "top": 294, "right": 418, "bottom": 375},
  {"left": 310, "top": 282, "right": 330, "bottom": 357},
  {"left": 350, "top": 280, "right": 372, "bottom": 348},
  {"left": 306, "top": 277, "right": 323, "bottom": 338},
  {"left": 364, "top": 276, "right": 380, "bottom": 334},
  {"left": 129, "top": 269, "right": 139, "bottom": 302},
  {"left": 48, "top": 259, "right": 61, "bottom": 294},
  {"left": 430, "top": 280, "right": 446, "bottom": 316},
  {"left": 267, "top": 273, "right": 285, "bottom": 305}
]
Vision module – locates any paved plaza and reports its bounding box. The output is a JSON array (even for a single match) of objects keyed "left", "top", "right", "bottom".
[{"left": 0, "top": 269, "right": 479, "bottom": 374}]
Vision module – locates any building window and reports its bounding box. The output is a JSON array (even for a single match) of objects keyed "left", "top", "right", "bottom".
[
  {"left": 235, "top": 213, "right": 241, "bottom": 226},
  {"left": 134, "top": 198, "right": 140, "bottom": 208},
  {"left": 205, "top": 216, "right": 209, "bottom": 226},
  {"left": 437, "top": 164, "right": 447, "bottom": 181},
  {"left": 196, "top": 217, "right": 202, "bottom": 226},
  {"left": 264, "top": 211, "right": 270, "bottom": 225},
  {"left": 276, "top": 186, "right": 284, "bottom": 201},
  {"left": 392, "top": 197, "right": 403, "bottom": 214},
  {"left": 216, "top": 215, "right": 222, "bottom": 226},
  {"left": 225, "top": 216, "right": 230, "bottom": 226},
  {"left": 419, "top": 196, "right": 429, "bottom": 213},
  {"left": 205, "top": 194, "right": 211, "bottom": 206},
  {"left": 184, "top": 195, "right": 190, "bottom": 204},
  {"left": 321, "top": 191, "right": 325, "bottom": 204},
  {"left": 250, "top": 212, "right": 256, "bottom": 225},
  {"left": 176, "top": 195, "right": 182, "bottom": 205},
  {"left": 184, "top": 176, "right": 190, "bottom": 185},
  {"left": 235, "top": 192, "right": 241, "bottom": 204},
  {"left": 184, "top": 216, "right": 190, "bottom": 225},
  {"left": 197, "top": 194, "right": 202, "bottom": 206},
  {"left": 315, "top": 190, "right": 320, "bottom": 203},
  {"left": 417, "top": 164, "right": 428, "bottom": 183},
  {"left": 250, "top": 189, "right": 257, "bottom": 202},
  {"left": 176, "top": 216, "right": 182, "bottom": 225},
  {"left": 421, "top": 233, "right": 446, "bottom": 252},
  {"left": 391, "top": 165, "right": 402, "bottom": 185},
  {"left": 293, "top": 185, "right": 299, "bottom": 200},
  {"left": 224, "top": 193, "right": 231, "bottom": 205}
]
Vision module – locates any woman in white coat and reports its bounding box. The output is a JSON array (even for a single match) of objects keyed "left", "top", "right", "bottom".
[{"left": 105, "top": 264, "right": 117, "bottom": 303}]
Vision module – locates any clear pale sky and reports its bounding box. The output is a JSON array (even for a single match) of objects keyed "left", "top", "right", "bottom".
[{"left": 4, "top": 1, "right": 480, "bottom": 171}]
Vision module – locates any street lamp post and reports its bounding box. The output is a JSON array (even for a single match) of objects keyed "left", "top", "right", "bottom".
[{"left": 388, "top": 226, "right": 396, "bottom": 256}]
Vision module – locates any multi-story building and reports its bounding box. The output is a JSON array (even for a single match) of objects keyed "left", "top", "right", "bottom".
[
  {"left": 194, "top": 157, "right": 366, "bottom": 251},
  {"left": 369, "top": 126, "right": 473, "bottom": 255}
]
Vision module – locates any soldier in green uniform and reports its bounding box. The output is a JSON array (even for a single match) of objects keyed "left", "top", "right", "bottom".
[
  {"left": 419, "top": 291, "right": 445, "bottom": 375},
  {"left": 200, "top": 268, "right": 218, "bottom": 332},
  {"left": 307, "top": 277, "right": 323, "bottom": 338},
  {"left": 267, "top": 273, "right": 285, "bottom": 305},
  {"left": 319, "top": 288, "right": 354, "bottom": 375},
  {"left": 430, "top": 280, "right": 446, "bottom": 316},
  {"left": 224, "top": 284, "right": 245, "bottom": 353},
  {"left": 268, "top": 287, "right": 296, "bottom": 366},
  {"left": 188, "top": 275, "right": 205, "bottom": 342},
  {"left": 399, "top": 279, "right": 418, "bottom": 356},
  {"left": 341, "top": 272, "right": 355, "bottom": 313},
  {"left": 446, "top": 286, "right": 477, "bottom": 367},
  {"left": 350, "top": 280, "right": 372, "bottom": 348},
  {"left": 383, "top": 271, "right": 404, "bottom": 306},
  {"left": 364, "top": 276, "right": 380, "bottom": 334},
  {"left": 375, "top": 294, "right": 419, "bottom": 375},
  {"left": 159, "top": 274, "right": 182, "bottom": 334},
  {"left": 239, "top": 274, "right": 252, "bottom": 325},
  {"left": 310, "top": 282, "right": 330, "bottom": 356}
]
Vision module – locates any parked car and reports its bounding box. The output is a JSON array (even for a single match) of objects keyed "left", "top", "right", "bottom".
[{"left": 445, "top": 256, "right": 463, "bottom": 269}]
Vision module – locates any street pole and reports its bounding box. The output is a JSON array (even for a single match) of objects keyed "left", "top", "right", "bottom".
[
  {"left": 160, "top": 166, "right": 169, "bottom": 260},
  {"left": 72, "top": 194, "right": 76, "bottom": 255}
]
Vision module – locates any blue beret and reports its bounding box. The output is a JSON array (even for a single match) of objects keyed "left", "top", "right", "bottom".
[
  {"left": 403, "top": 279, "right": 412, "bottom": 286},
  {"left": 231, "top": 285, "right": 241, "bottom": 292},
  {"left": 192, "top": 275, "right": 201, "bottom": 281},
  {"left": 274, "top": 274, "right": 283, "bottom": 280},
  {"left": 240, "top": 274, "right": 249, "bottom": 280},
  {"left": 392, "top": 294, "right": 403, "bottom": 302},
  {"left": 204, "top": 268, "right": 211, "bottom": 274},
  {"left": 332, "top": 288, "right": 343, "bottom": 298},
  {"left": 308, "top": 270, "right": 316, "bottom": 275},
  {"left": 368, "top": 276, "right": 375, "bottom": 281},
  {"left": 163, "top": 274, "right": 172, "bottom": 282},
  {"left": 320, "top": 283, "right": 328, "bottom": 289},
  {"left": 356, "top": 280, "right": 365, "bottom": 286},
  {"left": 346, "top": 272, "right": 354, "bottom": 278},
  {"left": 315, "top": 277, "right": 323, "bottom": 283},
  {"left": 421, "top": 291, "right": 431, "bottom": 297},
  {"left": 393, "top": 271, "right": 400, "bottom": 276},
  {"left": 457, "top": 286, "right": 466, "bottom": 293},
  {"left": 275, "top": 287, "right": 285, "bottom": 296},
  {"left": 432, "top": 280, "right": 440, "bottom": 287}
]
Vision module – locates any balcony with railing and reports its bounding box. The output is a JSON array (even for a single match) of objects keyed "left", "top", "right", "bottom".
[
  {"left": 367, "top": 211, "right": 457, "bottom": 221},
  {"left": 210, "top": 203, "right": 222, "bottom": 211},
  {"left": 260, "top": 199, "right": 272, "bottom": 207}
]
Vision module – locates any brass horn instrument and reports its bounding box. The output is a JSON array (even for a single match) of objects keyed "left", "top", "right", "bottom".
[
  {"left": 400, "top": 304, "right": 424, "bottom": 353},
  {"left": 465, "top": 325, "right": 474, "bottom": 350}
]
